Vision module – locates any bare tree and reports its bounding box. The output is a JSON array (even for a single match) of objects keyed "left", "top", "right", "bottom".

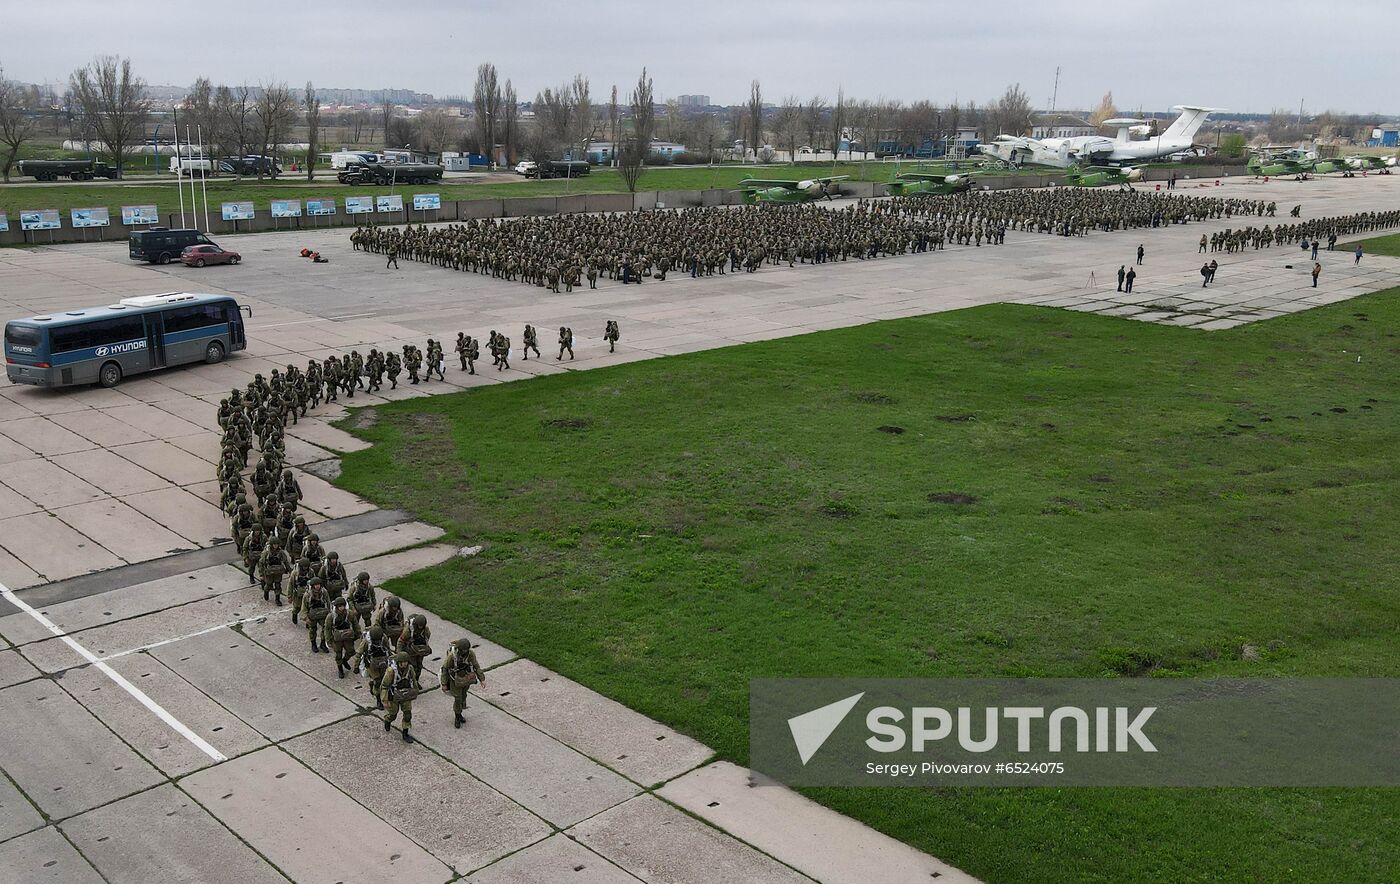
[
  {"left": 571, "top": 74, "right": 593, "bottom": 158},
  {"left": 1089, "top": 92, "right": 1118, "bottom": 128},
  {"left": 472, "top": 63, "right": 501, "bottom": 165},
  {"left": 349, "top": 109, "right": 369, "bottom": 145},
  {"left": 379, "top": 98, "right": 395, "bottom": 146},
  {"left": 618, "top": 67, "right": 653, "bottom": 192},
  {"left": 254, "top": 82, "right": 295, "bottom": 178},
  {"left": 775, "top": 95, "right": 802, "bottom": 161},
  {"left": 215, "top": 84, "right": 253, "bottom": 171},
  {"left": 415, "top": 107, "right": 457, "bottom": 155},
  {"left": 692, "top": 112, "right": 718, "bottom": 163},
  {"left": 501, "top": 80, "right": 518, "bottom": 164},
  {"left": 181, "top": 77, "right": 216, "bottom": 157},
  {"left": 746, "top": 80, "right": 763, "bottom": 160},
  {"left": 607, "top": 85, "right": 619, "bottom": 166},
  {"left": 68, "top": 55, "right": 150, "bottom": 177},
  {"left": 829, "top": 87, "right": 845, "bottom": 160},
  {"left": 991, "top": 83, "right": 1033, "bottom": 137},
  {"left": 303, "top": 82, "right": 320, "bottom": 180},
  {"left": 0, "top": 63, "right": 40, "bottom": 182},
  {"left": 803, "top": 95, "right": 825, "bottom": 152}
]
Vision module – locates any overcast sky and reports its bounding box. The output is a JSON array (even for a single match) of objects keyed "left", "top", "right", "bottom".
[{"left": 4, "top": 0, "right": 1395, "bottom": 115}]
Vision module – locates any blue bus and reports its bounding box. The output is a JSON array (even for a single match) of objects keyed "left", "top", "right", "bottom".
[{"left": 5, "top": 293, "right": 250, "bottom": 388}]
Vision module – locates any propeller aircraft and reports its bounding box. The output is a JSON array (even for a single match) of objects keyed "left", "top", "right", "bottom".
[
  {"left": 737, "top": 175, "right": 848, "bottom": 204},
  {"left": 886, "top": 171, "right": 979, "bottom": 196}
]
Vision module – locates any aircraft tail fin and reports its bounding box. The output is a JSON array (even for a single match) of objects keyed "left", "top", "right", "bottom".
[{"left": 1163, "top": 106, "right": 1221, "bottom": 141}]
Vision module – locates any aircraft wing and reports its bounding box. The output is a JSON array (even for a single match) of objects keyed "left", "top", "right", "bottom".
[
  {"left": 895, "top": 173, "right": 954, "bottom": 182},
  {"left": 738, "top": 179, "right": 803, "bottom": 189},
  {"left": 813, "top": 176, "right": 849, "bottom": 183}
]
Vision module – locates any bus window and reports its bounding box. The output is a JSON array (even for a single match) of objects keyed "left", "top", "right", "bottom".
[
  {"left": 51, "top": 315, "right": 146, "bottom": 353},
  {"left": 164, "top": 304, "right": 227, "bottom": 333},
  {"left": 4, "top": 324, "right": 42, "bottom": 350}
]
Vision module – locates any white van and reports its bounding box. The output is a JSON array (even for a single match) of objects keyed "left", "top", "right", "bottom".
[{"left": 169, "top": 156, "right": 213, "bottom": 176}]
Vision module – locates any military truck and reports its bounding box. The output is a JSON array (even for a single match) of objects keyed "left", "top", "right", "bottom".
[
  {"left": 338, "top": 161, "right": 444, "bottom": 185},
  {"left": 526, "top": 160, "right": 591, "bottom": 179},
  {"left": 16, "top": 159, "right": 118, "bottom": 181}
]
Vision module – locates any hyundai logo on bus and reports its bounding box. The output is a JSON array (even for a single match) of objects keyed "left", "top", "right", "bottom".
[
  {"left": 94, "top": 340, "right": 147, "bottom": 357},
  {"left": 9, "top": 345, "right": 33, "bottom": 354}
]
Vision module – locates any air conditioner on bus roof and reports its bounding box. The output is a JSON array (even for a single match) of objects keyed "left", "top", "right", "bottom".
[{"left": 119, "top": 293, "right": 198, "bottom": 308}]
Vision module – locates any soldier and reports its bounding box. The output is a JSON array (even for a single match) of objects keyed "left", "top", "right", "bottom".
[
  {"left": 405, "top": 346, "right": 421, "bottom": 384},
  {"left": 301, "top": 532, "right": 326, "bottom": 568},
  {"left": 255, "top": 536, "right": 292, "bottom": 605},
  {"left": 386, "top": 243, "right": 399, "bottom": 269},
  {"left": 277, "top": 469, "right": 302, "bottom": 507},
  {"left": 385, "top": 351, "right": 402, "bottom": 389},
  {"left": 240, "top": 524, "right": 267, "bottom": 583},
  {"left": 372, "top": 595, "right": 407, "bottom": 641},
  {"left": 284, "top": 514, "right": 311, "bottom": 561},
  {"left": 465, "top": 335, "right": 479, "bottom": 374},
  {"left": 397, "top": 613, "right": 432, "bottom": 680},
  {"left": 381, "top": 650, "right": 419, "bottom": 742},
  {"left": 318, "top": 550, "right": 349, "bottom": 598},
  {"left": 425, "top": 339, "right": 445, "bottom": 381},
  {"left": 288, "top": 555, "right": 313, "bottom": 624},
  {"left": 324, "top": 597, "right": 362, "bottom": 678},
  {"left": 347, "top": 571, "right": 376, "bottom": 627},
  {"left": 439, "top": 637, "right": 484, "bottom": 729},
  {"left": 365, "top": 349, "right": 384, "bottom": 392},
  {"left": 230, "top": 502, "right": 255, "bottom": 549},
  {"left": 349, "top": 350, "right": 366, "bottom": 391},
  {"left": 604, "top": 320, "right": 620, "bottom": 353},
  {"left": 300, "top": 576, "right": 332, "bottom": 652},
  {"left": 557, "top": 326, "right": 574, "bottom": 361},
  {"left": 522, "top": 324, "right": 540, "bottom": 360},
  {"left": 350, "top": 624, "right": 393, "bottom": 709},
  {"left": 455, "top": 332, "right": 469, "bottom": 371},
  {"left": 495, "top": 334, "right": 510, "bottom": 371}
]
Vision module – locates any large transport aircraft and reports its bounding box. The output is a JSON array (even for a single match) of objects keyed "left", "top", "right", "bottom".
[{"left": 980, "top": 106, "right": 1222, "bottom": 169}]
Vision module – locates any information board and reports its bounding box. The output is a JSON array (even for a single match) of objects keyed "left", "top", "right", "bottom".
[
  {"left": 376, "top": 194, "right": 404, "bottom": 213},
  {"left": 270, "top": 200, "right": 302, "bottom": 218},
  {"left": 121, "top": 205, "right": 160, "bottom": 225},
  {"left": 19, "top": 210, "right": 61, "bottom": 231},
  {"left": 412, "top": 193, "right": 441, "bottom": 211},
  {"left": 345, "top": 196, "right": 374, "bottom": 215},
  {"left": 305, "top": 198, "right": 337, "bottom": 216},
  {"left": 0, "top": 212, "right": 9, "bottom": 233},
  {"left": 71, "top": 207, "right": 111, "bottom": 228},
  {"left": 221, "top": 201, "right": 255, "bottom": 221}
]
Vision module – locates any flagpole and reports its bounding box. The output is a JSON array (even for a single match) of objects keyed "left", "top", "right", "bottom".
[
  {"left": 198, "top": 125, "right": 210, "bottom": 231},
  {"left": 174, "top": 110, "right": 187, "bottom": 228}
]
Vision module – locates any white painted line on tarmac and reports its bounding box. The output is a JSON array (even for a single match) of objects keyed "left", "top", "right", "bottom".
[
  {"left": 97, "top": 615, "right": 269, "bottom": 662},
  {"left": 330, "top": 312, "right": 377, "bottom": 320},
  {"left": 0, "top": 581, "right": 227, "bottom": 763},
  {"left": 253, "top": 318, "right": 330, "bottom": 330}
]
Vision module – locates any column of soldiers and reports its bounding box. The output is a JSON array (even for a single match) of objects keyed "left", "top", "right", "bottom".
[
  {"left": 348, "top": 191, "right": 1280, "bottom": 290},
  {"left": 1199, "top": 210, "right": 1400, "bottom": 255},
  {"left": 216, "top": 366, "right": 487, "bottom": 743}
]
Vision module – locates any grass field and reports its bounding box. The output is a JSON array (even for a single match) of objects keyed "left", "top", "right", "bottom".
[
  {"left": 0, "top": 161, "right": 1008, "bottom": 216},
  {"left": 1346, "top": 232, "right": 1400, "bottom": 257},
  {"left": 333, "top": 295, "right": 1400, "bottom": 882}
]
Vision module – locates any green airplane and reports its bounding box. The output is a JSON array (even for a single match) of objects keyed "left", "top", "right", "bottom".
[
  {"left": 1345, "top": 155, "right": 1394, "bottom": 174},
  {"left": 1310, "top": 157, "right": 1350, "bottom": 175},
  {"left": 1247, "top": 155, "right": 1311, "bottom": 177},
  {"left": 1063, "top": 166, "right": 1142, "bottom": 187},
  {"left": 737, "top": 175, "right": 848, "bottom": 204},
  {"left": 886, "top": 171, "right": 978, "bottom": 196}
]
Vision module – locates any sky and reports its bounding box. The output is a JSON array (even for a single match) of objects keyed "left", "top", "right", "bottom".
[{"left": 3, "top": 0, "right": 1396, "bottom": 116}]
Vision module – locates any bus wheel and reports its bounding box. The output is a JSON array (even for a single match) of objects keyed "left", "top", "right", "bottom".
[
  {"left": 157, "top": 253, "right": 171, "bottom": 265},
  {"left": 204, "top": 341, "right": 225, "bottom": 364},
  {"left": 98, "top": 361, "right": 123, "bottom": 388}
]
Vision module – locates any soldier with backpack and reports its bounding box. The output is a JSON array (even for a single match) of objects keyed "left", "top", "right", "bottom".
[
  {"left": 439, "top": 638, "right": 485, "bottom": 729},
  {"left": 347, "top": 571, "right": 376, "bottom": 628},
  {"left": 351, "top": 625, "right": 394, "bottom": 710},
  {"left": 604, "top": 320, "right": 620, "bottom": 353},
  {"left": 300, "top": 577, "right": 332, "bottom": 653},
  {"left": 382, "top": 651, "right": 419, "bottom": 742},
  {"left": 397, "top": 613, "right": 432, "bottom": 680},
  {"left": 324, "top": 597, "right": 362, "bottom": 678}
]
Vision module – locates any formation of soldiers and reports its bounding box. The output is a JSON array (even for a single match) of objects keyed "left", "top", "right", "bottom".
[
  {"left": 216, "top": 369, "right": 485, "bottom": 743},
  {"left": 1200, "top": 210, "right": 1400, "bottom": 254},
  {"left": 348, "top": 191, "right": 1285, "bottom": 290}
]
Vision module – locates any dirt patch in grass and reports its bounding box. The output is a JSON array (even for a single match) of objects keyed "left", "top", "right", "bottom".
[
  {"left": 877, "top": 425, "right": 905, "bottom": 434},
  {"left": 935, "top": 414, "right": 976, "bottom": 423},
  {"left": 928, "top": 491, "right": 978, "bottom": 505},
  {"left": 853, "top": 391, "right": 896, "bottom": 405},
  {"left": 543, "top": 417, "right": 593, "bottom": 430},
  {"left": 820, "top": 502, "right": 857, "bottom": 519}
]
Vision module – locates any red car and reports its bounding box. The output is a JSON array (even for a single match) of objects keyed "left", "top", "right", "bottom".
[{"left": 181, "top": 243, "right": 241, "bottom": 267}]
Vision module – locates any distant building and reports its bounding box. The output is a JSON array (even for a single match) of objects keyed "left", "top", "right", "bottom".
[
  {"left": 1032, "top": 113, "right": 1096, "bottom": 139},
  {"left": 1368, "top": 124, "right": 1400, "bottom": 148},
  {"left": 677, "top": 95, "right": 710, "bottom": 108},
  {"left": 585, "top": 141, "right": 687, "bottom": 163}
]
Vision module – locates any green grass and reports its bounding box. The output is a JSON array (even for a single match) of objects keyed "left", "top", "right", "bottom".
[
  {"left": 334, "top": 294, "right": 1400, "bottom": 882},
  {"left": 0, "top": 161, "right": 1017, "bottom": 216},
  {"left": 1344, "top": 233, "right": 1400, "bottom": 257}
]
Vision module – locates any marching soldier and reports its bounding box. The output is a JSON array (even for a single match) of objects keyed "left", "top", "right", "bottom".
[
  {"left": 317, "top": 550, "right": 349, "bottom": 598},
  {"left": 439, "top": 637, "right": 484, "bottom": 729},
  {"left": 604, "top": 320, "right": 620, "bottom": 353},
  {"left": 397, "top": 613, "right": 432, "bottom": 680},
  {"left": 465, "top": 335, "right": 479, "bottom": 374},
  {"left": 255, "top": 537, "right": 292, "bottom": 605},
  {"left": 557, "top": 326, "right": 574, "bottom": 361},
  {"left": 324, "top": 597, "right": 362, "bottom": 678},
  {"left": 455, "top": 332, "right": 469, "bottom": 371},
  {"left": 288, "top": 555, "right": 313, "bottom": 624},
  {"left": 385, "top": 351, "right": 402, "bottom": 389},
  {"left": 300, "top": 576, "right": 332, "bottom": 653},
  {"left": 522, "top": 324, "right": 541, "bottom": 360},
  {"left": 381, "top": 651, "right": 419, "bottom": 742},
  {"left": 347, "top": 571, "right": 376, "bottom": 627},
  {"left": 350, "top": 624, "right": 393, "bottom": 709},
  {"left": 240, "top": 523, "right": 267, "bottom": 583},
  {"left": 372, "top": 595, "right": 407, "bottom": 640}
]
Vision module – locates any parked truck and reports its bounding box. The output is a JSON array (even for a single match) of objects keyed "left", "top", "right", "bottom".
[
  {"left": 526, "top": 160, "right": 591, "bottom": 179},
  {"left": 16, "top": 159, "right": 118, "bottom": 181},
  {"left": 337, "top": 161, "right": 444, "bottom": 185}
]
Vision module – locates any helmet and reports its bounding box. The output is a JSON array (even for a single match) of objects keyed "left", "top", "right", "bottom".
[
  {"left": 298, "top": 556, "right": 310, "bottom": 567},
  {"left": 393, "top": 651, "right": 410, "bottom": 664},
  {"left": 294, "top": 515, "right": 306, "bottom": 524},
  {"left": 327, "top": 551, "right": 339, "bottom": 561},
  {"left": 410, "top": 614, "right": 426, "bottom": 627},
  {"left": 369, "top": 625, "right": 384, "bottom": 639},
  {"left": 453, "top": 637, "right": 473, "bottom": 651},
  {"left": 332, "top": 596, "right": 346, "bottom": 607},
  {"left": 308, "top": 533, "right": 320, "bottom": 542},
  {"left": 386, "top": 596, "right": 401, "bottom": 610},
  {"left": 309, "top": 576, "right": 323, "bottom": 585},
  {"left": 269, "top": 538, "right": 281, "bottom": 547},
  {"left": 357, "top": 571, "right": 370, "bottom": 582}
]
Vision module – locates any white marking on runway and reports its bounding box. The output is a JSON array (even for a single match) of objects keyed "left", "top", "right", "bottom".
[
  {"left": 330, "top": 312, "right": 377, "bottom": 320},
  {"left": 0, "top": 582, "right": 227, "bottom": 762},
  {"left": 97, "top": 615, "right": 269, "bottom": 662}
]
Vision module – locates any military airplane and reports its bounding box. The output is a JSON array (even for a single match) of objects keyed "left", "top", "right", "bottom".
[
  {"left": 979, "top": 105, "right": 1221, "bottom": 169},
  {"left": 1311, "top": 157, "right": 1350, "bottom": 175},
  {"left": 1248, "top": 151, "right": 1313, "bottom": 178},
  {"left": 737, "top": 175, "right": 848, "bottom": 204},
  {"left": 1345, "top": 155, "right": 1395, "bottom": 174},
  {"left": 886, "top": 171, "right": 979, "bottom": 196},
  {"left": 1063, "top": 166, "right": 1142, "bottom": 188}
]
